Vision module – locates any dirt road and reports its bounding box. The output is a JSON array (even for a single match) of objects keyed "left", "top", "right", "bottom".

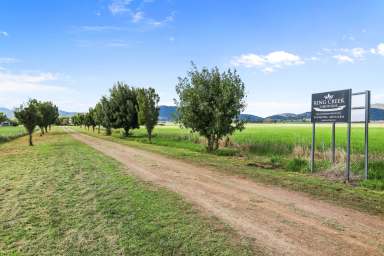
[{"left": 68, "top": 130, "right": 384, "bottom": 256}]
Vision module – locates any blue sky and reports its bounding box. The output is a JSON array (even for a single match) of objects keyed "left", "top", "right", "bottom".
[{"left": 1, "top": 0, "right": 384, "bottom": 116}]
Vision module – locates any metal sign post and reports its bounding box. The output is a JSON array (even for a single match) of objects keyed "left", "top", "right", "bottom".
[
  {"left": 331, "top": 122, "right": 336, "bottom": 164},
  {"left": 311, "top": 122, "right": 315, "bottom": 172},
  {"left": 311, "top": 89, "right": 370, "bottom": 181},
  {"left": 346, "top": 89, "right": 352, "bottom": 181},
  {"left": 311, "top": 89, "right": 352, "bottom": 176},
  {"left": 364, "top": 90, "right": 370, "bottom": 179}
]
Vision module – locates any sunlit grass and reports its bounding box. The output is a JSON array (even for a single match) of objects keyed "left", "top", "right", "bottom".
[{"left": 0, "top": 130, "right": 253, "bottom": 255}]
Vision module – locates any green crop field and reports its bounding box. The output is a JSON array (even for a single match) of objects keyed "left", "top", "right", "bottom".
[
  {"left": 76, "top": 122, "right": 384, "bottom": 191},
  {"left": 0, "top": 130, "right": 252, "bottom": 255},
  {"left": 91, "top": 123, "right": 384, "bottom": 155},
  {"left": 0, "top": 126, "right": 27, "bottom": 143}
]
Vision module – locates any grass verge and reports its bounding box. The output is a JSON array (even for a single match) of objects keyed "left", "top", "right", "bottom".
[
  {"left": 73, "top": 126, "right": 384, "bottom": 216},
  {"left": 0, "top": 126, "right": 28, "bottom": 144},
  {"left": 0, "top": 130, "right": 253, "bottom": 255}
]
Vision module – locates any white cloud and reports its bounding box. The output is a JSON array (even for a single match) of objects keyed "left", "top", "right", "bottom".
[
  {"left": 0, "top": 70, "right": 79, "bottom": 110},
  {"left": 108, "top": 0, "right": 132, "bottom": 15},
  {"left": 0, "top": 31, "right": 8, "bottom": 37},
  {"left": 374, "top": 43, "right": 384, "bottom": 56},
  {"left": 232, "top": 51, "right": 304, "bottom": 72},
  {"left": 148, "top": 12, "right": 175, "bottom": 27},
  {"left": 0, "top": 71, "right": 64, "bottom": 92},
  {"left": 350, "top": 48, "right": 366, "bottom": 58},
  {"left": 232, "top": 53, "right": 265, "bottom": 68},
  {"left": 132, "top": 11, "right": 144, "bottom": 23},
  {"left": 75, "top": 39, "right": 131, "bottom": 48},
  {"left": 333, "top": 55, "right": 354, "bottom": 63},
  {"left": 265, "top": 51, "right": 303, "bottom": 65},
  {"left": 78, "top": 25, "right": 122, "bottom": 32},
  {"left": 0, "top": 57, "right": 19, "bottom": 64}
]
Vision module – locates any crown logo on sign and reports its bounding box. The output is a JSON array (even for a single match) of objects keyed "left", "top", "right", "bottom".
[{"left": 324, "top": 94, "right": 334, "bottom": 100}]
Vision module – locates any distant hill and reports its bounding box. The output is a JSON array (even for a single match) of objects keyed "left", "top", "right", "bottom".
[
  {"left": 159, "top": 105, "right": 178, "bottom": 121},
  {"left": 370, "top": 108, "right": 384, "bottom": 121},
  {"left": 59, "top": 110, "right": 77, "bottom": 117},
  {"left": 239, "top": 114, "right": 264, "bottom": 122},
  {"left": 1, "top": 105, "right": 384, "bottom": 122},
  {"left": 158, "top": 106, "right": 264, "bottom": 123},
  {"left": 0, "top": 107, "right": 14, "bottom": 118},
  {"left": 0, "top": 107, "right": 77, "bottom": 119},
  {"left": 267, "top": 109, "right": 384, "bottom": 122},
  {"left": 372, "top": 103, "right": 384, "bottom": 110}
]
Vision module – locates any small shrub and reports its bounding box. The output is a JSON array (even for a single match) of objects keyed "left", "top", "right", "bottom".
[
  {"left": 270, "top": 155, "right": 282, "bottom": 167},
  {"left": 368, "top": 161, "right": 384, "bottom": 180},
  {"left": 360, "top": 179, "right": 384, "bottom": 191},
  {"left": 286, "top": 158, "right": 308, "bottom": 172},
  {"left": 214, "top": 148, "right": 240, "bottom": 156},
  {"left": 249, "top": 142, "right": 293, "bottom": 155}
]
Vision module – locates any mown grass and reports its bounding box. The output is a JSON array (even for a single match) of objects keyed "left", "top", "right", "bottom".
[
  {"left": 0, "top": 130, "right": 253, "bottom": 256},
  {"left": 0, "top": 126, "right": 27, "bottom": 143},
  {"left": 74, "top": 126, "right": 384, "bottom": 216}
]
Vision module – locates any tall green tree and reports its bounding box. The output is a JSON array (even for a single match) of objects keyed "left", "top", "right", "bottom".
[
  {"left": 100, "top": 96, "right": 113, "bottom": 135},
  {"left": 38, "top": 101, "right": 59, "bottom": 133},
  {"left": 47, "top": 103, "right": 59, "bottom": 131},
  {"left": 14, "top": 99, "right": 42, "bottom": 146},
  {"left": 0, "top": 112, "right": 7, "bottom": 123},
  {"left": 72, "top": 113, "right": 85, "bottom": 126},
  {"left": 136, "top": 87, "right": 160, "bottom": 143},
  {"left": 85, "top": 107, "right": 97, "bottom": 132},
  {"left": 93, "top": 102, "right": 103, "bottom": 133},
  {"left": 175, "top": 64, "right": 246, "bottom": 152},
  {"left": 109, "top": 82, "right": 139, "bottom": 136}
]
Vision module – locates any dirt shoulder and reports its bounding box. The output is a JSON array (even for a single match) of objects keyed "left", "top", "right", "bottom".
[{"left": 68, "top": 130, "right": 384, "bottom": 256}]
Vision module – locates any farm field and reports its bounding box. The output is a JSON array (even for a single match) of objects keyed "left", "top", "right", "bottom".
[
  {"left": 0, "top": 130, "right": 253, "bottom": 255},
  {"left": 76, "top": 123, "right": 384, "bottom": 184},
  {"left": 0, "top": 126, "right": 27, "bottom": 143},
  {"left": 121, "top": 123, "right": 384, "bottom": 155}
]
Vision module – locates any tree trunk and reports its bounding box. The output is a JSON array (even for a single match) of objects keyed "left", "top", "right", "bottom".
[
  {"left": 106, "top": 127, "right": 112, "bottom": 136},
  {"left": 29, "top": 133, "right": 33, "bottom": 146},
  {"left": 213, "top": 136, "right": 219, "bottom": 151},
  {"left": 40, "top": 127, "right": 44, "bottom": 136},
  {"left": 124, "top": 127, "right": 129, "bottom": 137},
  {"left": 207, "top": 135, "right": 214, "bottom": 152},
  {"left": 49, "top": 125, "right": 51, "bottom": 131},
  {"left": 98, "top": 125, "right": 100, "bottom": 134},
  {"left": 92, "top": 126, "right": 95, "bottom": 132},
  {"left": 45, "top": 127, "right": 48, "bottom": 133},
  {"left": 148, "top": 131, "right": 152, "bottom": 143}
]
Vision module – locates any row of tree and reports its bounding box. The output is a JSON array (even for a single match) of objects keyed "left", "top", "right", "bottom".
[
  {"left": 73, "top": 82, "right": 160, "bottom": 142},
  {"left": 73, "top": 64, "right": 246, "bottom": 152},
  {"left": 11, "top": 64, "right": 246, "bottom": 152},
  {"left": 14, "top": 99, "right": 59, "bottom": 146}
]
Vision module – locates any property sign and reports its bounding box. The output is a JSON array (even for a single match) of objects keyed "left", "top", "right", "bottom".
[{"left": 311, "top": 89, "right": 351, "bottom": 123}]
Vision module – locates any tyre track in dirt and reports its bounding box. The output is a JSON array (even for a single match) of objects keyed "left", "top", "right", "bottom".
[{"left": 68, "top": 130, "right": 384, "bottom": 256}]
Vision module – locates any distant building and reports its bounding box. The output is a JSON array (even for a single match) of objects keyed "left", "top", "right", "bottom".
[{"left": 0, "top": 121, "right": 11, "bottom": 126}]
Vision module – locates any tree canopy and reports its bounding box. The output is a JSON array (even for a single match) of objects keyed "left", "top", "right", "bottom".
[
  {"left": 175, "top": 64, "right": 246, "bottom": 152},
  {"left": 109, "top": 82, "right": 139, "bottom": 136},
  {"left": 14, "top": 99, "right": 42, "bottom": 146},
  {"left": 0, "top": 112, "right": 7, "bottom": 123},
  {"left": 137, "top": 87, "right": 160, "bottom": 142}
]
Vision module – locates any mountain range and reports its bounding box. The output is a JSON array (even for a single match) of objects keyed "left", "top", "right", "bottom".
[
  {"left": 1, "top": 104, "right": 384, "bottom": 122},
  {"left": 158, "top": 105, "right": 384, "bottom": 122},
  {"left": 0, "top": 107, "right": 76, "bottom": 119}
]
